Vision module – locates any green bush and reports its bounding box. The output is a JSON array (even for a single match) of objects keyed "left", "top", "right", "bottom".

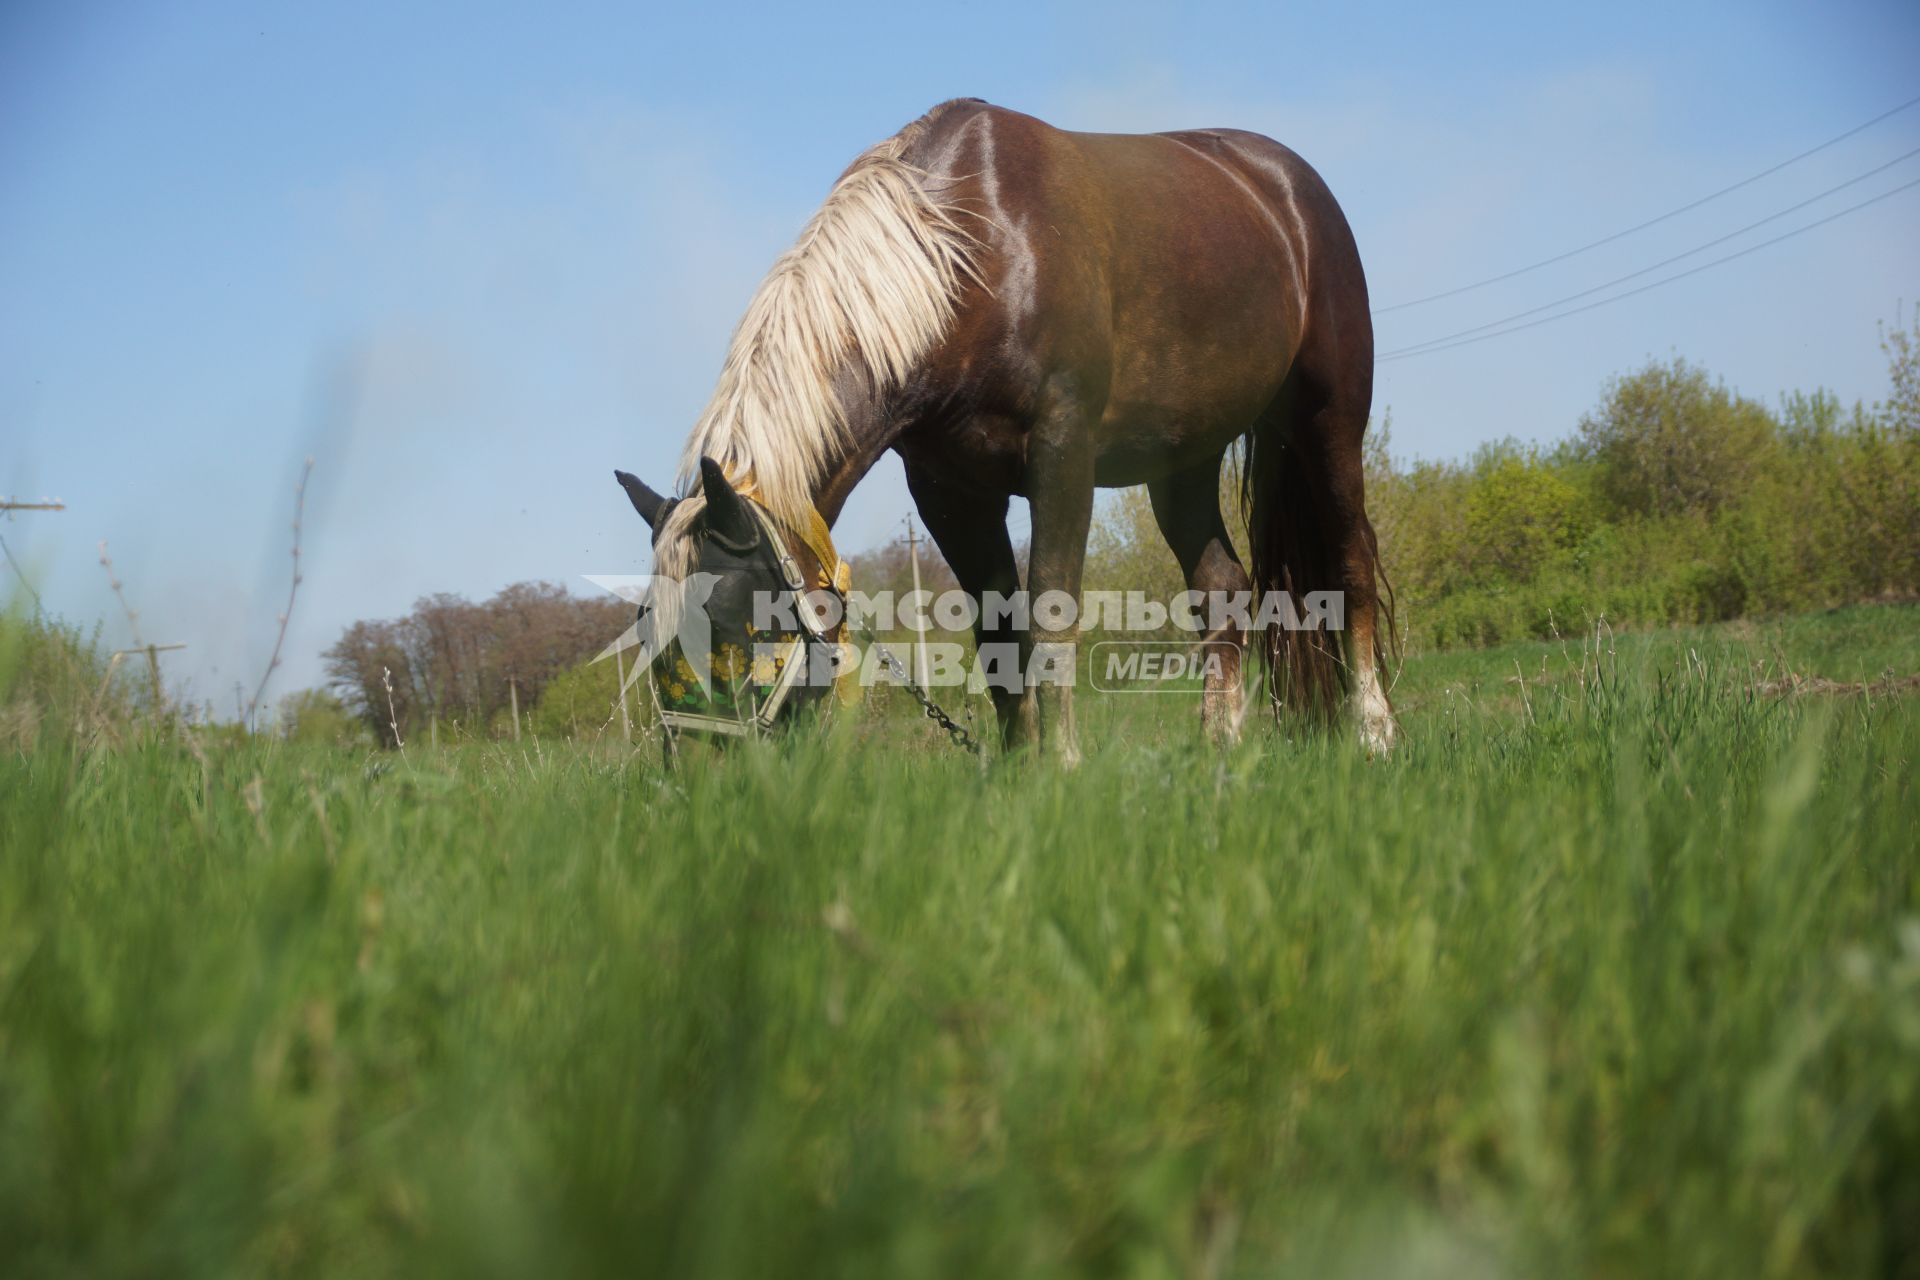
[
  {"left": 1462, "top": 451, "right": 1588, "bottom": 582},
  {"left": 529, "top": 656, "right": 628, "bottom": 740},
  {"left": 1576, "top": 357, "right": 1775, "bottom": 519},
  {"left": 0, "top": 612, "right": 145, "bottom": 750},
  {"left": 275, "top": 689, "right": 371, "bottom": 749},
  {"left": 1359, "top": 321, "right": 1920, "bottom": 653}
]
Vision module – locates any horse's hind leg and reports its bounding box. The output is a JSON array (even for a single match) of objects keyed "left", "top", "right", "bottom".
[
  {"left": 1290, "top": 381, "right": 1398, "bottom": 754},
  {"left": 1147, "top": 455, "right": 1251, "bottom": 744}
]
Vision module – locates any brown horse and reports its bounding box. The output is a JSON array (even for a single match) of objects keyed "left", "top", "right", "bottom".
[{"left": 616, "top": 98, "right": 1396, "bottom": 761}]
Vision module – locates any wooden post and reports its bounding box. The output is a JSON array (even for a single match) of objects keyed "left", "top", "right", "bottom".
[
  {"left": 509, "top": 676, "right": 521, "bottom": 741},
  {"left": 111, "top": 643, "right": 186, "bottom": 709},
  {"left": 905, "top": 514, "right": 932, "bottom": 693},
  {"left": 615, "top": 646, "right": 633, "bottom": 742}
]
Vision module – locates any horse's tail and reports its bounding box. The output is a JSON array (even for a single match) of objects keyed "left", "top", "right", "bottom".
[{"left": 1238, "top": 414, "right": 1385, "bottom": 725}]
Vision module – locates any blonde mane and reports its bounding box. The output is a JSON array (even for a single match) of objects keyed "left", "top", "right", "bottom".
[{"left": 656, "top": 104, "right": 982, "bottom": 579}]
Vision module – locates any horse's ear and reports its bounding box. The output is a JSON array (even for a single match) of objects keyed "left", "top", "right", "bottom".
[
  {"left": 614, "top": 469, "right": 668, "bottom": 529},
  {"left": 697, "top": 456, "right": 759, "bottom": 549}
]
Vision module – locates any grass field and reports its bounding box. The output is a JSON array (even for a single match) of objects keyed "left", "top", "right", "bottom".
[{"left": 3, "top": 605, "right": 1917, "bottom": 1277}]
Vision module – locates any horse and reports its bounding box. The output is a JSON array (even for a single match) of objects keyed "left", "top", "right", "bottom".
[{"left": 614, "top": 98, "right": 1397, "bottom": 762}]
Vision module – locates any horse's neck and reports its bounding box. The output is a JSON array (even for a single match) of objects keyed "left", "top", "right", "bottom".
[{"left": 809, "top": 374, "right": 902, "bottom": 526}]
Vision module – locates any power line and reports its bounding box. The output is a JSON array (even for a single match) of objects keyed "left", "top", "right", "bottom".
[
  {"left": 1382, "top": 144, "right": 1920, "bottom": 359},
  {"left": 1372, "top": 90, "right": 1920, "bottom": 315},
  {"left": 1375, "top": 174, "right": 1920, "bottom": 363}
]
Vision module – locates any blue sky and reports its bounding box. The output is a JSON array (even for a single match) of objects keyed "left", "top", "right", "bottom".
[{"left": 3, "top": 0, "right": 1917, "bottom": 709}]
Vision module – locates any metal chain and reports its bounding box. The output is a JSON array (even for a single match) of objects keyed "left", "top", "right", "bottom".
[{"left": 857, "top": 627, "right": 984, "bottom": 757}]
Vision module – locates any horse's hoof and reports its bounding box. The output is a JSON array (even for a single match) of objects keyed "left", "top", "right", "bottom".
[{"left": 1359, "top": 717, "right": 1398, "bottom": 759}]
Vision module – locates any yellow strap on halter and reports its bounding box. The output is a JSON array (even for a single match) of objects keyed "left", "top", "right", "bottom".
[
  {"left": 793, "top": 504, "right": 854, "bottom": 598},
  {"left": 723, "top": 470, "right": 849, "bottom": 595},
  {"left": 724, "top": 468, "right": 861, "bottom": 707}
]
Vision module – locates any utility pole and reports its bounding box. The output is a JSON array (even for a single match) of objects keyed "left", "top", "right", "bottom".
[
  {"left": 112, "top": 642, "right": 186, "bottom": 708},
  {"left": 904, "top": 513, "right": 932, "bottom": 693}
]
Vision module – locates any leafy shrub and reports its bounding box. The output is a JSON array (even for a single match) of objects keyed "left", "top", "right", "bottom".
[
  {"left": 1463, "top": 451, "right": 1588, "bottom": 581},
  {"left": 0, "top": 612, "right": 146, "bottom": 750},
  {"left": 1359, "top": 323, "right": 1920, "bottom": 652},
  {"left": 275, "top": 688, "right": 370, "bottom": 748},
  {"left": 1576, "top": 357, "right": 1775, "bottom": 519},
  {"left": 529, "top": 656, "right": 628, "bottom": 740}
]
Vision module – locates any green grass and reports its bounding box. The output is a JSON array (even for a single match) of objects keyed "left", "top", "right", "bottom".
[{"left": 2, "top": 606, "right": 1917, "bottom": 1278}]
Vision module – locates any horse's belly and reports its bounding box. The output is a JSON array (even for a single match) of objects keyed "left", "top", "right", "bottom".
[
  {"left": 1092, "top": 317, "right": 1295, "bottom": 486},
  {"left": 1091, "top": 402, "right": 1258, "bottom": 487}
]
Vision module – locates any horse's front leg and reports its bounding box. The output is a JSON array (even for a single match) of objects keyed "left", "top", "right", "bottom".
[
  {"left": 902, "top": 465, "right": 1028, "bottom": 751},
  {"left": 1021, "top": 394, "right": 1100, "bottom": 766}
]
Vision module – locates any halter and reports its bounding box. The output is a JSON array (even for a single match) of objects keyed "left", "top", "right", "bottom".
[{"left": 649, "top": 486, "right": 855, "bottom": 740}]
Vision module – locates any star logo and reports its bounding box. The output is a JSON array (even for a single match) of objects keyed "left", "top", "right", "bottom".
[{"left": 583, "top": 572, "right": 725, "bottom": 697}]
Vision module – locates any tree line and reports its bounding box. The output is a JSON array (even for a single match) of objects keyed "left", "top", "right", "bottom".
[
  {"left": 321, "top": 582, "right": 630, "bottom": 746},
  {"left": 1364, "top": 318, "right": 1916, "bottom": 648}
]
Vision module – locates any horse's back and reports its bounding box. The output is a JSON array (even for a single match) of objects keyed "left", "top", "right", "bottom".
[
  {"left": 895, "top": 101, "right": 1371, "bottom": 482},
  {"left": 907, "top": 103, "right": 1356, "bottom": 463},
  {"left": 903, "top": 101, "right": 1356, "bottom": 274}
]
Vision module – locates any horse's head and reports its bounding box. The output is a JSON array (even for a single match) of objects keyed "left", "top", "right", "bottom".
[{"left": 614, "top": 456, "right": 836, "bottom": 734}]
